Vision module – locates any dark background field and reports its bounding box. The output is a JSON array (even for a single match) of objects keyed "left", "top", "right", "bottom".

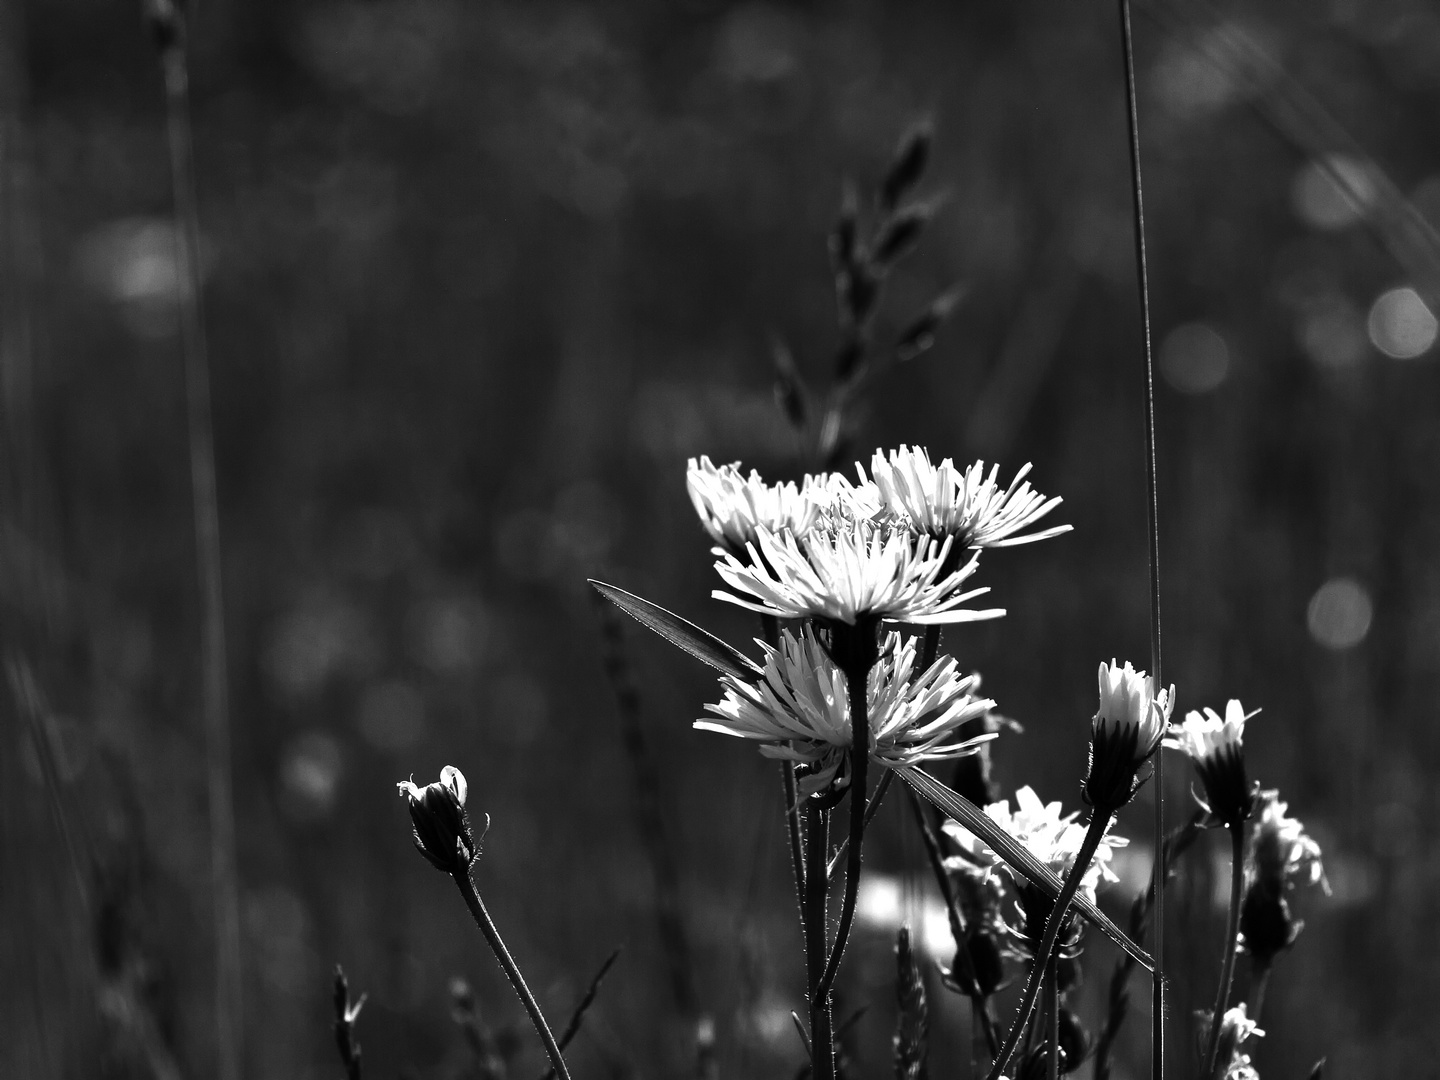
[{"left": 4, "top": 1, "right": 1440, "bottom": 1077}]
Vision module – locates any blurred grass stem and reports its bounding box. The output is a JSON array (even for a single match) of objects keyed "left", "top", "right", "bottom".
[
  {"left": 156, "top": 16, "right": 243, "bottom": 1080},
  {"left": 1115, "top": 1, "right": 1167, "bottom": 1075},
  {"left": 986, "top": 811, "right": 1111, "bottom": 1080},
  {"left": 452, "top": 869, "right": 572, "bottom": 1080},
  {"left": 1203, "top": 825, "right": 1247, "bottom": 1080}
]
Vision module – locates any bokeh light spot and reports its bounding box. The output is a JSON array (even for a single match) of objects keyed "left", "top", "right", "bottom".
[
  {"left": 1298, "top": 297, "right": 1368, "bottom": 369},
  {"left": 1159, "top": 321, "right": 1230, "bottom": 394},
  {"left": 280, "top": 731, "right": 343, "bottom": 820},
  {"left": 1307, "top": 577, "right": 1373, "bottom": 650},
  {"left": 1367, "top": 287, "right": 1438, "bottom": 360},
  {"left": 1292, "top": 155, "right": 1376, "bottom": 230},
  {"left": 357, "top": 680, "right": 427, "bottom": 751}
]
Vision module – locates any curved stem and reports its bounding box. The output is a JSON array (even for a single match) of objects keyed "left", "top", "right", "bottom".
[
  {"left": 986, "top": 810, "right": 1112, "bottom": 1080},
  {"left": 1203, "top": 824, "right": 1247, "bottom": 1080},
  {"left": 825, "top": 769, "right": 893, "bottom": 883},
  {"left": 816, "top": 660, "right": 871, "bottom": 998},
  {"left": 452, "top": 871, "right": 572, "bottom": 1080},
  {"left": 804, "top": 800, "right": 835, "bottom": 1080}
]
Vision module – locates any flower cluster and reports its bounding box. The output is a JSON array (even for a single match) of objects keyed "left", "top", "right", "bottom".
[{"left": 699, "top": 626, "right": 996, "bottom": 795}]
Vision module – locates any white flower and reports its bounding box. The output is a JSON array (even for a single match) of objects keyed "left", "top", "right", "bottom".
[
  {"left": 712, "top": 517, "right": 1005, "bottom": 626},
  {"left": 698, "top": 626, "right": 997, "bottom": 795},
  {"left": 1251, "top": 790, "right": 1328, "bottom": 893},
  {"left": 1167, "top": 699, "right": 1255, "bottom": 763},
  {"left": 686, "top": 456, "right": 830, "bottom": 554},
  {"left": 1212, "top": 1004, "right": 1264, "bottom": 1080},
  {"left": 1224, "top": 1056, "right": 1260, "bottom": 1080},
  {"left": 867, "top": 446, "right": 1071, "bottom": 548},
  {"left": 943, "top": 786, "right": 1128, "bottom": 904},
  {"left": 1095, "top": 659, "right": 1174, "bottom": 748}
]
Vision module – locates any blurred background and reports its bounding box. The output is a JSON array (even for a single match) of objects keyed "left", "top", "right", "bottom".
[{"left": 4, "top": 0, "right": 1440, "bottom": 1077}]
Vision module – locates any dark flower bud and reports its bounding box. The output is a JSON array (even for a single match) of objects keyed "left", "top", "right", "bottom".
[
  {"left": 941, "top": 927, "right": 1005, "bottom": 999},
  {"left": 1239, "top": 879, "right": 1298, "bottom": 968},
  {"left": 1057, "top": 1007, "right": 1091, "bottom": 1074},
  {"left": 397, "top": 766, "right": 476, "bottom": 874}
]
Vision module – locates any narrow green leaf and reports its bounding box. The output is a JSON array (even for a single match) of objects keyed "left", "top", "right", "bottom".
[
  {"left": 589, "top": 580, "right": 762, "bottom": 683},
  {"left": 896, "top": 766, "right": 1154, "bottom": 972}
]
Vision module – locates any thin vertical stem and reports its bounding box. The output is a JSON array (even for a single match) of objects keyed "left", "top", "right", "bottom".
[
  {"left": 804, "top": 801, "right": 835, "bottom": 1080},
  {"left": 157, "top": 20, "right": 242, "bottom": 1080},
  {"left": 816, "top": 661, "right": 871, "bottom": 997},
  {"left": 762, "top": 615, "right": 809, "bottom": 936},
  {"left": 986, "top": 811, "right": 1112, "bottom": 1080},
  {"left": 1115, "top": 3, "right": 1166, "bottom": 1077},
  {"left": 1045, "top": 958, "right": 1059, "bottom": 1080},
  {"left": 1248, "top": 967, "right": 1270, "bottom": 1026},
  {"left": 1202, "top": 825, "right": 1247, "bottom": 1080},
  {"left": 451, "top": 871, "right": 572, "bottom": 1080}
]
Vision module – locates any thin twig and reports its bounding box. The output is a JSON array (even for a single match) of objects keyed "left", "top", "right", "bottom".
[
  {"left": 1202, "top": 826, "right": 1247, "bottom": 1080},
  {"left": 151, "top": 8, "right": 243, "bottom": 1078},
  {"left": 539, "top": 949, "right": 621, "bottom": 1080},
  {"left": 452, "top": 870, "right": 573, "bottom": 1080},
  {"left": 825, "top": 769, "right": 893, "bottom": 884},
  {"left": 1115, "top": 3, "right": 1166, "bottom": 1078},
  {"left": 332, "top": 966, "right": 365, "bottom": 1080}
]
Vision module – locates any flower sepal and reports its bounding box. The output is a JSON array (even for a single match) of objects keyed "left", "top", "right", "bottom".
[{"left": 397, "top": 765, "right": 480, "bottom": 875}]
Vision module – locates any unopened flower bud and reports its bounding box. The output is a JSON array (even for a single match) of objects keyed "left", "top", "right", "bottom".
[
  {"left": 1083, "top": 660, "right": 1174, "bottom": 812},
  {"left": 397, "top": 765, "right": 476, "bottom": 874},
  {"left": 941, "top": 926, "right": 1005, "bottom": 999}
]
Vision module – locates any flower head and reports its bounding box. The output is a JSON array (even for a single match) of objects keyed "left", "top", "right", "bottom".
[
  {"left": 1166, "top": 699, "right": 1259, "bottom": 828},
  {"left": 397, "top": 765, "right": 476, "bottom": 873},
  {"left": 686, "top": 456, "right": 830, "bottom": 555},
  {"left": 943, "top": 787, "right": 1128, "bottom": 907},
  {"left": 867, "top": 446, "right": 1071, "bottom": 549},
  {"left": 1083, "top": 660, "right": 1175, "bottom": 812},
  {"left": 698, "top": 626, "right": 997, "bottom": 796},
  {"left": 1239, "top": 790, "right": 1327, "bottom": 967},
  {"left": 1208, "top": 1004, "right": 1264, "bottom": 1080},
  {"left": 712, "top": 515, "right": 1005, "bottom": 626}
]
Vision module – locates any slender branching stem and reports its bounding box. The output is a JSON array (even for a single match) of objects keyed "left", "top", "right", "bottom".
[
  {"left": 157, "top": 20, "right": 243, "bottom": 1080},
  {"left": 1203, "top": 824, "right": 1247, "bottom": 1080},
  {"left": 1115, "top": 2, "right": 1166, "bottom": 1076},
  {"left": 1045, "top": 957, "right": 1059, "bottom": 1080},
  {"left": 451, "top": 870, "right": 572, "bottom": 1080},
  {"left": 803, "top": 800, "right": 835, "bottom": 1080},
  {"left": 906, "top": 786, "right": 1000, "bottom": 1058},
  {"left": 986, "top": 811, "right": 1112, "bottom": 1080},
  {"left": 541, "top": 949, "right": 621, "bottom": 1080},
  {"left": 825, "top": 770, "right": 893, "bottom": 883},
  {"left": 815, "top": 661, "right": 871, "bottom": 998}
]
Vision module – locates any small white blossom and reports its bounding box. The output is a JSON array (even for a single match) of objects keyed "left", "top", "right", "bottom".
[
  {"left": 712, "top": 517, "right": 1005, "bottom": 626},
  {"left": 698, "top": 626, "right": 997, "bottom": 795},
  {"left": 1095, "top": 659, "right": 1174, "bottom": 749},
  {"left": 867, "top": 446, "right": 1071, "bottom": 548},
  {"left": 1252, "top": 791, "right": 1328, "bottom": 893},
  {"left": 1167, "top": 699, "right": 1255, "bottom": 763},
  {"left": 1211, "top": 1004, "right": 1264, "bottom": 1080},
  {"left": 943, "top": 786, "right": 1128, "bottom": 904},
  {"left": 1167, "top": 699, "right": 1258, "bottom": 826},
  {"left": 686, "top": 456, "right": 831, "bottom": 554}
]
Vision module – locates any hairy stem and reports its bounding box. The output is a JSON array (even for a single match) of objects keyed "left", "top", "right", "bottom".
[
  {"left": 987, "top": 811, "right": 1112, "bottom": 1080},
  {"left": 804, "top": 800, "right": 835, "bottom": 1080},
  {"left": 825, "top": 769, "right": 893, "bottom": 884},
  {"left": 1046, "top": 957, "right": 1059, "bottom": 1080},
  {"left": 1203, "top": 825, "right": 1247, "bottom": 1080},
  {"left": 1249, "top": 966, "right": 1271, "bottom": 1027},
  {"left": 816, "top": 659, "right": 871, "bottom": 998},
  {"left": 452, "top": 870, "right": 572, "bottom": 1080}
]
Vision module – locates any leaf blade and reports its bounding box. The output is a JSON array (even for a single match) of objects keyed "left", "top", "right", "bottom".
[
  {"left": 896, "top": 765, "right": 1153, "bottom": 972},
  {"left": 590, "top": 580, "right": 761, "bottom": 683}
]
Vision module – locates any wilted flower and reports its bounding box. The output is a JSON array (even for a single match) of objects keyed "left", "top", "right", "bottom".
[
  {"left": 1083, "top": 660, "right": 1175, "bottom": 812},
  {"left": 944, "top": 786, "right": 1128, "bottom": 906},
  {"left": 698, "top": 626, "right": 997, "bottom": 796},
  {"left": 712, "top": 516, "right": 1005, "bottom": 626},
  {"left": 1240, "top": 790, "right": 1327, "bottom": 967},
  {"left": 686, "top": 456, "right": 829, "bottom": 555},
  {"left": 867, "top": 446, "right": 1071, "bottom": 549},
  {"left": 397, "top": 765, "right": 476, "bottom": 874},
  {"left": 1166, "top": 699, "right": 1259, "bottom": 828}
]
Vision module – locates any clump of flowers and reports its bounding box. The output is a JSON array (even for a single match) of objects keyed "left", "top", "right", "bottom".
[{"left": 699, "top": 625, "right": 997, "bottom": 795}]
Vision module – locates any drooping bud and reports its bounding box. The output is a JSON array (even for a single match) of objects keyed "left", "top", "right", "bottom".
[
  {"left": 397, "top": 765, "right": 476, "bottom": 874},
  {"left": 1083, "top": 660, "right": 1174, "bottom": 812}
]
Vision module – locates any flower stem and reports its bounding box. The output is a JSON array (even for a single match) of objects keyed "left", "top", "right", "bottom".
[
  {"left": 1249, "top": 966, "right": 1270, "bottom": 1026},
  {"left": 815, "top": 659, "right": 872, "bottom": 998},
  {"left": 451, "top": 870, "right": 572, "bottom": 1080},
  {"left": 764, "top": 616, "right": 809, "bottom": 938},
  {"left": 803, "top": 800, "right": 835, "bottom": 1080},
  {"left": 986, "top": 810, "right": 1112, "bottom": 1080},
  {"left": 1203, "top": 824, "right": 1247, "bottom": 1080},
  {"left": 919, "top": 625, "right": 943, "bottom": 670},
  {"left": 825, "top": 769, "right": 893, "bottom": 884},
  {"left": 1045, "top": 957, "right": 1059, "bottom": 1080}
]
